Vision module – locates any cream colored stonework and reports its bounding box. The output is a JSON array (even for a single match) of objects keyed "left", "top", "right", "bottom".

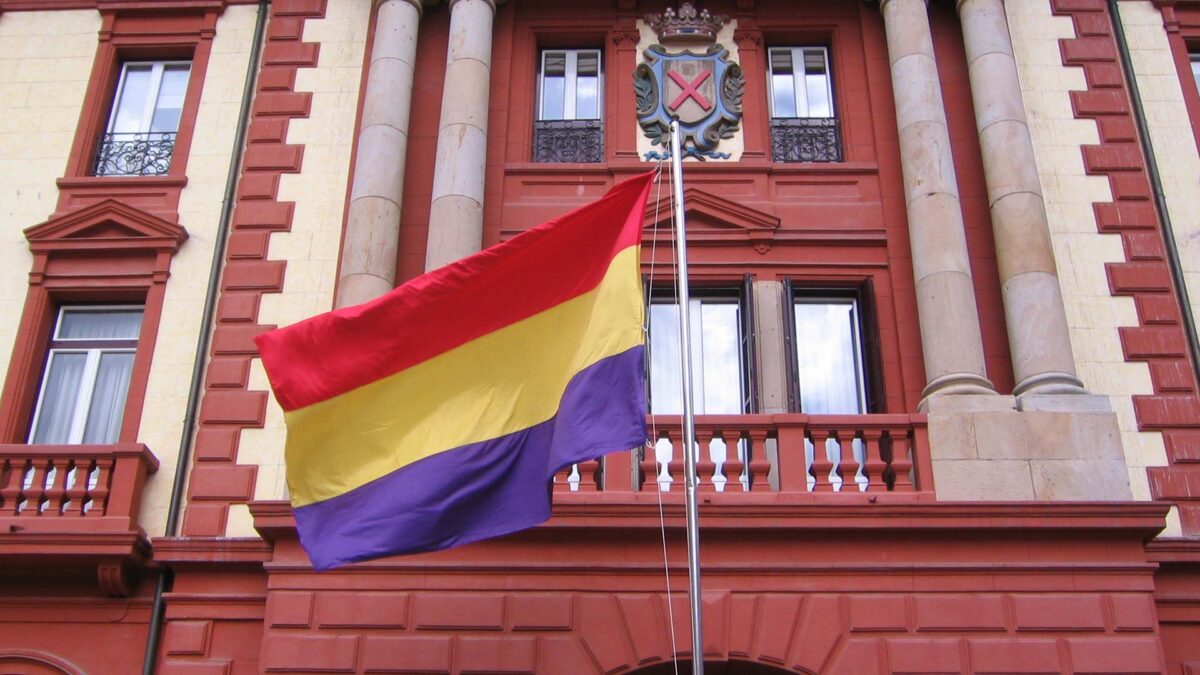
[
  {"left": 137, "top": 5, "right": 260, "bottom": 537},
  {"left": 635, "top": 20, "right": 743, "bottom": 161},
  {"left": 234, "top": 0, "right": 369, "bottom": 536},
  {"left": 0, "top": 10, "right": 99, "bottom": 398},
  {"left": 1008, "top": 0, "right": 1172, "bottom": 529}
]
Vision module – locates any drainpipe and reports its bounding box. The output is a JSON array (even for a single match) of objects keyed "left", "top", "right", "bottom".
[
  {"left": 1107, "top": 0, "right": 1200, "bottom": 391},
  {"left": 141, "top": 2, "right": 269, "bottom": 673}
]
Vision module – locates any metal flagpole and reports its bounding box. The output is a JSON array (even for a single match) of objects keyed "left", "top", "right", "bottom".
[{"left": 668, "top": 120, "right": 705, "bottom": 675}]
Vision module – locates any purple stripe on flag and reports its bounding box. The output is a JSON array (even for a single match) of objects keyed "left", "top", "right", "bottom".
[{"left": 294, "top": 345, "right": 646, "bottom": 571}]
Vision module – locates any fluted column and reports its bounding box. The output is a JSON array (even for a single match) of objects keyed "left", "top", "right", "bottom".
[
  {"left": 335, "top": 0, "right": 422, "bottom": 308},
  {"left": 880, "top": 0, "right": 996, "bottom": 400},
  {"left": 957, "top": 0, "right": 1087, "bottom": 396},
  {"left": 425, "top": 0, "right": 496, "bottom": 271}
]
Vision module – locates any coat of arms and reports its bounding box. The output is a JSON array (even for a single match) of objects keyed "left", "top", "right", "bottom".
[{"left": 634, "top": 4, "right": 745, "bottom": 160}]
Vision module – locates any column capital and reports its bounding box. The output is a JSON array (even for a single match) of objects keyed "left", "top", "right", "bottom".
[
  {"left": 611, "top": 29, "right": 641, "bottom": 48},
  {"left": 377, "top": 0, "right": 424, "bottom": 15},
  {"left": 448, "top": 0, "right": 497, "bottom": 12},
  {"left": 733, "top": 29, "right": 763, "bottom": 48}
]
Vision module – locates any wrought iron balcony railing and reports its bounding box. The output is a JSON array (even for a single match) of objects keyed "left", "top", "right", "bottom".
[
  {"left": 555, "top": 413, "right": 930, "bottom": 497},
  {"left": 93, "top": 131, "right": 177, "bottom": 176},
  {"left": 770, "top": 117, "right": 842, "bottom": 163},
  {"left": 533, "top": 119, "right": 604, "bottom": 164}
]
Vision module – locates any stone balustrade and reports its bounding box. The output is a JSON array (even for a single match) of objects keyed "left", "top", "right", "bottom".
[{"left": 554, "top": 414, "right": 931, "bottom": 498}]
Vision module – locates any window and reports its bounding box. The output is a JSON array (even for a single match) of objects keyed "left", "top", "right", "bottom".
[
  {"left": 785, "top": 289, "right": 879, "bottom": 492},
  {"left": 29, "top": 307, "right": 143, "bottom": 444},
  {"left": 647, "top": 285, "right": 755, "bottom": 491},
  {"left": 533, "top": 49, "right": 604, "bottom": 163},
  {"left": 539, "top": 49, "right": 602, "bottom": 122},
  {"left": 767, "top": 46, "right": 841, "bottom": 162},
  {"left": 94, "top": 61, "right": 191, "bottom": 176},
  {"left": 769, "top": 47, "right": 833, "bottom": 119},
  {"left": 789, "top": 297, "right": 866, "bottom": 414},
  {"left": 648, "top": 288, "right": 754, "bottom": 415},
  {"left": 1192, "top": 53, "right": 1200, "bottom": 93}
]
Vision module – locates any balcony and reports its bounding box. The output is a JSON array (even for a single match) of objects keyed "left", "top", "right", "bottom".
[
  {"left": 770, "top": 117, "right": 842, "bottom": 163},
  {"left": 555, "top": 413, "right": 930, "bottom": 500},
  {"left": 0, "top": 443, "right": 159, "bottom": 596},
  {"left": 93, "top": 131, "right": 177, "bottom": 176},
  {"left": 532, "top": 119, "right": 604, "bottom": 163},
  {"left": 249, "top": 414, "right": 931, "bottom": 566}
]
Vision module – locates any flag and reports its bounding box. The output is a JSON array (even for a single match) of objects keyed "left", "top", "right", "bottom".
[{"left": 254, "top": 172, "right": 655, "bottom": 570}]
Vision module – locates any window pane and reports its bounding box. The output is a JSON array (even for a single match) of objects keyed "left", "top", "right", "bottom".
[
  {"left": 1192, "top": 55, "right": 1200, "bottom": 93},
  {"left": 793, "top": 301, "right": 864, "bottom": 414},
  {"left": 649, "top": 303, "right": 683, "bottom": 414},
  {"left": 82, "top": 352, "right": 136, "bottom": 444},
  {"left": 58, "top": 309, "right": 143, "bottom": 340},
  {"left": 770, "top": 50, "right": 797, "bottom": 118},
  {"left": 650, "top": 299, "right": 744, "bottom": 414},
  {"left": 110, "top": 65, "right": 153, "bottom": 133},
  {"left": 31, "top": 353, "right": 87, "bottom": 444},
  {"left": 804, "top": 49, "right": 832, "bottom": 118},
  {"left": 698, "top": 303, "right": 743, "bottom": 414},
  {"left": 541, "top": 52, "right": 566, "bottom": 120},
  {"left": 575, "top": 51, "right": 600, "bottom": 120},
  {"left": 150, "top": 64, "right": 191, "bottom": 132}
]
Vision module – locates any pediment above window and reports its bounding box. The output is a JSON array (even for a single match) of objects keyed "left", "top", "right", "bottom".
[
  {"left": 644, "top": 187, "right": 779, "bottom": 252},
  {"left": 24, "top": 199, "right": 188, "bottom": 257}
]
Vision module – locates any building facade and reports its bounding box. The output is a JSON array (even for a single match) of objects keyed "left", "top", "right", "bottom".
[{"left": 1, "top": 0, "right": 1199, "bottom": 672}]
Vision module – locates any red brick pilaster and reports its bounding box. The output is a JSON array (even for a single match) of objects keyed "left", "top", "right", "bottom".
[{"left": 181, "top": 0, "right": 328, "bottom": 537}]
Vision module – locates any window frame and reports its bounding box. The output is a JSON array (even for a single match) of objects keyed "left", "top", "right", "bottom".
[
  {"left": 782, "top": 281, "right": 883, "bottom": 414},
  {"left": 28, "top": 306, "right": 144, "bottom": 445},
  {"left": 61, "top": 8, "right": 215, "bottom": 182},
  {"left": 0, "top": 200, "right": 186, "bottom": 445},
  {"left": 536, "top": 48, "right": 604, "bottom": 122},
  {"left": 766, "top": 46, "right": 835, "bottom": 120}
]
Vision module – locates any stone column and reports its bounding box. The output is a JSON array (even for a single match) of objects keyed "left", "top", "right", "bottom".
[
  {"left": 335, "top": 0, "right": 422, "bottom": 308},
  {"left": 424, "top": 0, "right": 496, "bottom": 271},
  {"left": 957, "top": 0, "right": 1087, "bottom": 396},
  {"left": 880, "top": 0, "right": 996, "bottom": 401}
]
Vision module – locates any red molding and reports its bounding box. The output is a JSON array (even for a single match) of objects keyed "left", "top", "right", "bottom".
[
  {"left": 1053, "top": 0, "right": 1200, "bottom": 533},
  {"left": 0, "top": 0, "right": 258, "bottom": 10},
  {"left": 152, "top": 536, "right": 273, "bottom": 564},
  {"left": 58, "top": 6, "right": 218, "bottom": 222},
  {"left": 0, "top": 202, "right": 187, "bottom": 446},
  {"left": 249, "top": 499, "right": 1169, "bottom": 547}
]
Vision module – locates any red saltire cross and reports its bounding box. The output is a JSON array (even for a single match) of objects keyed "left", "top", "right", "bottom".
[{"left": 667, "top": 69, "right": 713, "bottom": 111}]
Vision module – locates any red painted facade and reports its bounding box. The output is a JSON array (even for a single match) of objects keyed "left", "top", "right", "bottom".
[{"left": 1, "top": 0, "right": 1200, "bottom": 673}]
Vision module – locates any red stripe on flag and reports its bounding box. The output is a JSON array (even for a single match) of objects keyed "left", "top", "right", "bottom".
[{"left": 255, "top": 172, "right": 654, "bottom": 411}]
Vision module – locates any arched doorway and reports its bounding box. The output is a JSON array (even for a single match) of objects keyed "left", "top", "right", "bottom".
[{"left": 0, "top": 650, "right": 83, "bottom": 675}]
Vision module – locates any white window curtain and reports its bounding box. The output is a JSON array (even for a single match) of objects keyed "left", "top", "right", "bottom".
[
  {"left": 109, "top": 62, "right": 191, "bottom": 135},
  {"left": 31, "top": 353, "right": 87, "bottom": 444},
  {"left": 82, "top": 352, "right": 136, "bottom": 443}
]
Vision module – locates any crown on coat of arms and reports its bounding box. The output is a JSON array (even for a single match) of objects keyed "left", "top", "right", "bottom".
[{"left": 644, "top": 3, "right": 728, "bottom": 44}]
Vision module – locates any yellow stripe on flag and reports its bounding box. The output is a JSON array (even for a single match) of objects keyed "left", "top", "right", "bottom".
[{"left": 284, "top": 246, "right": 644, "bottom": 507}]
